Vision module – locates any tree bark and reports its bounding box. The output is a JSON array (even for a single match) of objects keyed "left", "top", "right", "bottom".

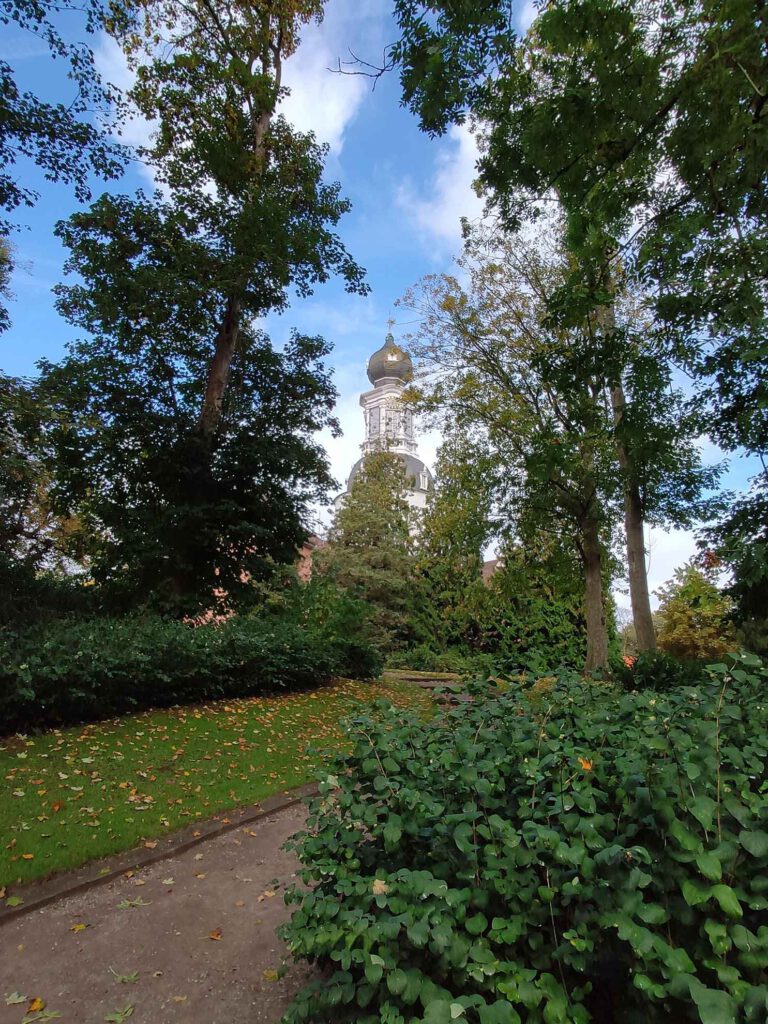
[
  {"left": 610, "top": 382, "right": 657, "bottom": 652},
  {"left": 581, "top": 512, "right": 609, "bottom": 672},
  {"left": 197, "top": 294, "right": 242, "bottom": 442}
]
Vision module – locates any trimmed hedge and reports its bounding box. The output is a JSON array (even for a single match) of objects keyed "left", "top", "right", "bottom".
[
  {"left": 0, "top": 614, "right": 381, "bottom": 733},
  {"left": 281, "top": 653, "right": 768, "bottom": 1024}
]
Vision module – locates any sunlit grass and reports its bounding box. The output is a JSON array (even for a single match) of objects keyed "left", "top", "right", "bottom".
[{"left": 0, "top": 677, "right": 432, "bottom": 889}]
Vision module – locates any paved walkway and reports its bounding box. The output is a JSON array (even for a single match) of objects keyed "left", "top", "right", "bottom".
[{"left": 0, "top": 803, "right": 313, "bottom": 1024}]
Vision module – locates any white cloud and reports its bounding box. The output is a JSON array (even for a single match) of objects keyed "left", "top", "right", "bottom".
[
  {"left": 397, "top": 124, "right": 485, "bottom": 251},
  {"left": 280, "top": 1, "right": 380, "bottom": 153}
]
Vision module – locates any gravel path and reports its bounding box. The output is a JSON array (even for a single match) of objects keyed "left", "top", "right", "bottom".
[{"left": 0, "top": 802, "right": 312, "bottom": 1024}]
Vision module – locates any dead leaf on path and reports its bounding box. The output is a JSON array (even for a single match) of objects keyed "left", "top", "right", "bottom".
[
  {"left": 5, "top": 992, "right": 26, "bottom": 1006},
  {"left": 143, "top": 841, "right": 157, "bottom": 850},
  {"left": 208, "top": 928, "right": 222, "bottom": 941},
  {"left": 258, "top": 890, "right": 276, "bottom": 902},
  {"left": 70, "top": 923, "right": 88, "bottom": 933},
  {"left": 195, "top": 872, "right": 206, "bottom": 880},
  {"left": 152, "top": 972, "right": 163, "bottom": 978},
  {"left": 6, "top": 896, "right": 23, "bottom": 907},
  {"left": 263, "top": 969, "right": 279, "bottom": 982},
  {"left": 132, "top": 879, "right": 146, "bottom": 886},
  {"left": 162, "top": 877, "right": 174, "bottom": 886},
  {"left": 172, "top": 996, "right": 187, "bottom": 1003},
  {"left": 26, "top": 998, "right": 45, "bottom": 1013},
  {"left": 235, "top": 900, "right": 245, "bottom": 907},
  {"left": 0, "top": 886, "right": 5, "bottom": 899},
  {"left": 21, "top": 1011, "right": 61, "bottom": 1023},
  {"left": 194, "top": 853, "right": 204, "bottom": 861},
  {"left": 123, "top": 870, "right": 134, "bottom": 879}
]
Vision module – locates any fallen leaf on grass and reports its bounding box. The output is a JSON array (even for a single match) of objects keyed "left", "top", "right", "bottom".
[
  {"left": 70, "top": 924, "right": 88, "bottom": 933},
  {"left": 21, "top": 853, "right": 34, "bottom": 861},
  {"left": 5, "top": 992, "right": 26, "bottom": 1005},
  {"left": 208, "top": 928, "right": 222, "bottom": 941},
  {"left": 0, "top": 886, "right": 5, "bottom": 899},
  {"left": 104, "top": 1007, "right": 133, "bottom": 1023},
  {"left": 116, "top": 897, "right": 151, "bottom": 910}
]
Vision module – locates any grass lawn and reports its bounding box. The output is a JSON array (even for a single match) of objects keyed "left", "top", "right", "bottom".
[{"left": 1, "top": 677, "right": 432, "bottom": 891}]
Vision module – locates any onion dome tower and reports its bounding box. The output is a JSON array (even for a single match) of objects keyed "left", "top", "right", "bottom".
[{"left": 335, "top": 332, "right": 433, "bottom": 512}]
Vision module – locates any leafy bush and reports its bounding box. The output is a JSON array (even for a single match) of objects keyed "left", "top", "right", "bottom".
[
  {"left": 0, "top": 612, "right": 381, "bottom": 733},
  {"left": 615, "top": 650, "right": 705, "bottom": 692},
  {"left": 281, "top": 653, "right": 768, "bottom": 1024}
]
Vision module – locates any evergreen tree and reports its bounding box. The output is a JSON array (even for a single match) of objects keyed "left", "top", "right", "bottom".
[{"left": 316, "top": 450, "right": 421, "bottom": 654}]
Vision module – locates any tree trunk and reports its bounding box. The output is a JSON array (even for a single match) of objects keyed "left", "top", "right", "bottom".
[
  {"left": 610, "top": 383, "right": 657, "bottom": 652},
  {"left": 197, "top": 295, "right": 242, "bottom": 442},
  {"left": 582, "top": 513, "right": 609, "bottom": 672}
]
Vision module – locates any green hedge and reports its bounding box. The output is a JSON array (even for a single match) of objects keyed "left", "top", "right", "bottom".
[
  {"left": 0, "top": 614, "right": 381, "bottom": 733},
  {"left": 281, "top": 654, "right": 768, "bottom": 1024}
]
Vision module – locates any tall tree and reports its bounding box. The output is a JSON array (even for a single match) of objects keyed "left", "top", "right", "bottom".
[
  {"left": 110, "top": 0, "right": 367, "bottom": 445},
  {"left": 316, "top": 449, "right": 421, "bottom": 653},
  {"left": 43, "top": 0, "right": 367, "bottom": 610},
  {"left": 403, "top": 220, "right": 714, "bottom": 671}
]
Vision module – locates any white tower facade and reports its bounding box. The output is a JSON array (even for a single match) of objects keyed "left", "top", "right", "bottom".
[{"left": 335, "top": 333, "right": 433, "bottom": 511}]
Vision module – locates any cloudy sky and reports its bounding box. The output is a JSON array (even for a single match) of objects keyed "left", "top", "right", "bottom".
[{"left": 1, "top": 0, "right": 757, "bottom": 605}]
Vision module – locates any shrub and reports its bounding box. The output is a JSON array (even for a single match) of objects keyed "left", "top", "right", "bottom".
[
  {"left": 281, "top": 653, "right": 768, "bottom": 1024},
  {"left": 0, "top": 612, "right": 380, "bottom": 733},
  {"left": 615, "top": 650, "right": 705, "bottom": 692}
]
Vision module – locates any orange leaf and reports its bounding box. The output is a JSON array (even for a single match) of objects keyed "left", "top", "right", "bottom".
[
  {"left": 27, "top": 997, "right": 45, "bottom": 1012},
  {"left": 578, "top": 756, "right": 593, "bottom": 772},
  {"left": 51, "top": 801, "right": 64, "bottom": 813},
  {"left": 21, "top": 853, "right": 34, "bottom": 861},
  {"left": 208, "top": 928, "right": 222, "bottom": 941}
]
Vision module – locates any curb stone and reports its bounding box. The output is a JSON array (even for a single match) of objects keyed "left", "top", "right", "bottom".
[{"left": 0, "top": 781, "right": 318, "bottom": 926}]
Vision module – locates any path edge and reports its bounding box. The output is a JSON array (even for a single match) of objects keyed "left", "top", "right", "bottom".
[{"left": 0, "top": 781, "right": 318, "bottom": 926}]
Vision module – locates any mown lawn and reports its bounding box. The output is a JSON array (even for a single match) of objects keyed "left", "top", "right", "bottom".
[{"left": 1, "top": 677, "right": 432, "bottom": 891}]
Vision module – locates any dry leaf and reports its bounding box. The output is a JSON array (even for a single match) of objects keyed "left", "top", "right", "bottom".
[
  {"left": 235, "top": 900, "right": 245, "bottom": 907},
  {"left": 194, "top": 853, "right": 203, "bottom": 861},
  {"left": 21, "top": 853, "right": 34, "bottom": 861},
  {"left": 208, "top": 928, "right": 222, "bottom": 941},
  {"left": 70, "top": 923, "right": 87, "bottom": 933},
  {"left": 132, "top": 879, "right": 146, "bottom": 887},
  {"left": 263, "top": 969, "right": 279, "bottom": 982},
  {"left": 0, "top": 886, "right": 6, "bottom": 899},
  {"left": 5, "top": 993, "right": 26, "bottom": 1006},
  {"left": 162, "top": 877, "right": 174, "bottom": 886},
  {"left": 143, "top": 841, "right": 157, "bottom": 850},
  {"left": 172, "top": 996, "right": 187, "bottom": 1003},
  {"left": 195, "top": 872, "right": 206, "bottom": 880},
  {"left": 372, "top": 879, "right": 389, "bottom": 896},
  {"left": 27, "top": 997, "right": 45, "bottom": 1013}
]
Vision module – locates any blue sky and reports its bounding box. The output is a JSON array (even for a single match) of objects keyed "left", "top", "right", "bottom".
[{"left": 1, "top": 0, "right": 759, "bottom": 604}]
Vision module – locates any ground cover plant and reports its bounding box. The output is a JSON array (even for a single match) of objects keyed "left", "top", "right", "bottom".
[
  {"left": 282, "top": 653, "right": 768, "bottom": 1024},
  {"left": 0, "top": 677, "right": 433, "bottom": 889}
]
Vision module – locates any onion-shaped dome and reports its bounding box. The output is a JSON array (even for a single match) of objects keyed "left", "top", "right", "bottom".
[{"left": 366, "top": 333, "right": 414, "bottom": 385}]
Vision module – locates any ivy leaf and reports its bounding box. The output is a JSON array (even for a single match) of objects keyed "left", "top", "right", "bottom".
[
  {"left": 738, "top": 830, "right": 768, "bottom": 858},
  {"left": 696, "top": 852, "right": 722, "bottom": 882}
]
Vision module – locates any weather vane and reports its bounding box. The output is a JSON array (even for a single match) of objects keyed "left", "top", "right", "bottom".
[{"left": 386, "top": 316, "right": 395, "bottom": 332}]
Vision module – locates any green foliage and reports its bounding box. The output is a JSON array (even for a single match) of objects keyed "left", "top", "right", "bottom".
[
  {"left": 282, "top": 653, "right": 768, "bottom": 1023},
  {"left": 615, "top": 650, "right": 705, "bottom": 693},
  {"left": 317, "top": 450, "right": 425, "bottom": 653},
  {"left": 656, "top": 562, "right": 737, "bottom": 662},
  {"left": 0, "top": 610, "right": 380, "bottom": 733}
]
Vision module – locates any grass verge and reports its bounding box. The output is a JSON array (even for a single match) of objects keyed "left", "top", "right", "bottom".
[{"left": 1, "top": 677, "right": 432, "bottom": 890}]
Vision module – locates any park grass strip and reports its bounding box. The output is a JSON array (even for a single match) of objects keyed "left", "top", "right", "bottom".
[{"left": 1, "top": 677, "right": 432, "bottom": 888}]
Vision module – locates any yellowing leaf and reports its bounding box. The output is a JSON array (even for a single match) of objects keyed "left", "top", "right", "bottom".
[
  {"left": 27, "top": 997, "right": 45, "bottom": 1013},
  {"left": 208, "top": 928, "right": 222, "bottom": 941},
  {"left": 70, "top": 923, "right": 88, "bottom": 933}
]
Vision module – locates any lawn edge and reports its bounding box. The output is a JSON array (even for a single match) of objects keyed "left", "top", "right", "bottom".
[{"left": 0, "top": 781, "right": 318, "bottom": 926}]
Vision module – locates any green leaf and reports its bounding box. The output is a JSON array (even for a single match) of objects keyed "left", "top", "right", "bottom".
[
  {"left": 690, "top": 982, "right": 737, "bottom": 1024},
  {"left": 423, "top": 1000, "right": 453, "bottom": 1024},
  {"left": 465, "top": 912, "right": 488, "bottom": 935},
  {"left": 5, "top": 896, "right": 24, "bottom": 908},
  {"left": 386, "top": 968, "right": 408, "bottom": 997},
  {"left": 689, "top": 796, "right": 718, "bottom": 832},
  {"left": 739, "top": 830, "right": 768, "bottom": 858},
  {"left": 5, "top": 993, "right": 26, "bottom": 1006},
  {"left": 682, "top": 880, "right": 711, "bottom": 907},
  {"left": 478, "top": 1001, "right": 521, "bottom": 1024},
  {"left": 711, "top": 885, "right": 742, "bottom": 919},
  {"left": 696, "top": 852, "right": 722, "bottom": 881}
]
